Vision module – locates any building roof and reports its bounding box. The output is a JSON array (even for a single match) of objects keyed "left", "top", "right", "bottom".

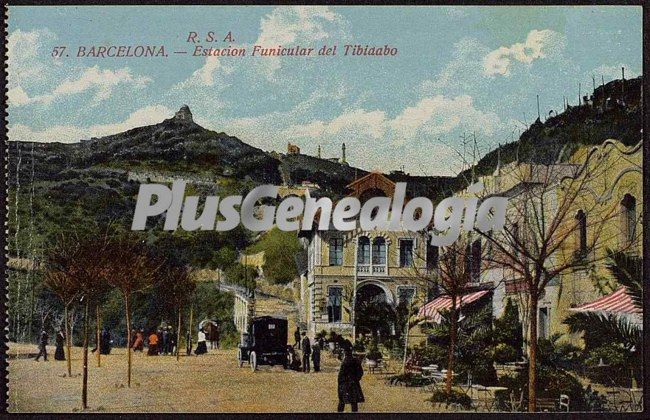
[{"left": 346, "top": 171, "right": 396, "bottom": 198}]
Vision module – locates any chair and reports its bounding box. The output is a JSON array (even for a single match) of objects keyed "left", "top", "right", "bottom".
[{"left": 559, "top": 394, "right": 570, "bottom": 412}]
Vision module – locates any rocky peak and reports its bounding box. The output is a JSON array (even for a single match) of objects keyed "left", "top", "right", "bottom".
[{"left": 173, "top": 105, "right": 193, "bottom": 123}]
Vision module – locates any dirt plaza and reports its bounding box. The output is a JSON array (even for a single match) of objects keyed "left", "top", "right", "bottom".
[{"left": 7, "top": 343, "right": 442, "bottom": 413}]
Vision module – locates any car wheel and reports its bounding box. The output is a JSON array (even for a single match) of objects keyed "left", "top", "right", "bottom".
[
  {"left": 238, "top": 349, "right": 244, "bottom": 368},
  {"left": 250, "top": 351, "right": 257, "bottom": 371}
]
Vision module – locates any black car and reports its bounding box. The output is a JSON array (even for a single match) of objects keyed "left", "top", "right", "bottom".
[{"left": 237, "top": 316, "right": 288, "bottom": 371}]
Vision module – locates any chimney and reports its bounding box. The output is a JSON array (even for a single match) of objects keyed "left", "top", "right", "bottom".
[{"left": 340, "top": 143, "right": 346, "bottom": 164}]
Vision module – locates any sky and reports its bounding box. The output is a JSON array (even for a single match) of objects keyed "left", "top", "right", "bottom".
[{"left": 7, "top": 6, "right": 643, "bottom": 176}]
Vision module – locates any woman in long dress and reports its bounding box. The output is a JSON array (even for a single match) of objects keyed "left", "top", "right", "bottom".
[
  {"left": 147, "top": 331, "right": 159, "bottom": 356},
  {"left": 132, "top": 330, "right": 144, "bottom": 352},
  {"left": 194, "top": 328, "right": 207, "bottom": 355},
  {"left": 54, "top": 328, "right": 66, "bottom": 361}
]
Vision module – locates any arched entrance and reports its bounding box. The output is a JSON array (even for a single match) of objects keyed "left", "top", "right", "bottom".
[{"left": 354, "top": 283, "right": 395, "bottom": 339}]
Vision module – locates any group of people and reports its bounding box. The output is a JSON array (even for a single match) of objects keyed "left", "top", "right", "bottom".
[
  {"left": 34, "top": 326, "right": 108, "bottom": 362},
  {"left": 289, "top": 328, "right": 322, "bottom": 373},
  {"left": 34, "top": 329, "right": 65, "bottom": 362},
  {"left": 139, "top": 326, "right": 177, "bottom": 356}
]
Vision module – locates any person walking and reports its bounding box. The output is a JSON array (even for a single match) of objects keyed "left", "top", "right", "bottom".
[
  {"left": 162, "top": 327, "right": 169, "bottom": 355},
  {"left": 54, "top": 327, "right": 65, "bottom": 361},
  {"left": 194, "top": 328, "right": 207, "bottom": 355},
  {"left": 147, "top": 331, "right": 159, "bottom": 356},
  {"left": 34, "top": 330, "right": 49, "bottom": 362},
  {"left": 186, "top": 331, "right": 193, "bottom": 356},
  {"left": 301, "top": 332, "right": 311, "bottom": 373},
  {"left": 213, "top": 327, "right": 220, "bottom": 350},
  {"left": 100, "top": 327, "right": 112, "bottom": 355},
  {"left": 337, "top": 344, "right": 364, "bottom": 412},
  {"left": 312, "top": 342, "right": 321, "bottom": 372},
  {"left": 168, "top": 326, "right": 177, "bottom": 355},
  {"left": 294, "top": 327, "right": 301, "bottom": 349},
  {"left": 132, "top": 330, "right": 144, "bottom": 352}
]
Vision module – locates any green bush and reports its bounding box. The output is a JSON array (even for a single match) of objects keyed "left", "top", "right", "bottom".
[
  {"left": 366, "top": 338, "right": 382, "bottom": 361},
  {"left": 387, "top": 372, "right": 434, "bottom": 387},
  {"left": 584, "top": 343, "right": 628, "bottom": 367},
  {"left": 428, "top": 389, "right": 472, "bottom": 409},
  {"left": 411, "top": 343, "right": 447, "bottom": 367},
  {"left": 494, "top": 343, "right": 518, "bottom": 364},
  {"left": 496, "top": 365, "right": 586, "bottom": 411}
]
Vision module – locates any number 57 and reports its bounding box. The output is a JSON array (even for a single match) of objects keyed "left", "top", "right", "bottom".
[{"left": 51, "top": 46, "right": 67, "bottom": 57}]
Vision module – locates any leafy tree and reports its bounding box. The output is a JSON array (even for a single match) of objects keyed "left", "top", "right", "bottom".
[
  {"left": 224, "top": 263, "right": 257, "bottom": 291},
  {"left": 247, "top": 227, "right": 301, "bottom": 285},
  {"left": 493, "top": 298, "right": 523, "bottom": 361}
]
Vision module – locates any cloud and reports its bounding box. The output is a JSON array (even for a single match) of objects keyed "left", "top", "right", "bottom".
[
  {"left": 222, "top": 93, "right": 504, "bottom": 175},
  {"left": 420, "top": 38, "right": 489, "bottom": 95},
  {"left": 7, "top": 28, "right": 55, "bottom": 88},
  {"left": 9, "top": 105, "right": 173, "bottom": 143},
  {"left": 390, "top": 95, "right": 500, "bottom": 144},
  {"left": 9, "top": 66, "right": 152, "bottom": 107},
  {"left": 175, "top": 6, "right": 348, "bottom": 89},
  {"left": 7, "top": 86, "right": 51, "bottom": 106},
  {"left": 53, "top": 66, "right": 152, "bottom": 104},
  {"left": 7, "top": 29, "right": 153, "bottom": 107},
  {"left": 483, "top": 29, "right": 566, "bottom": 76}
]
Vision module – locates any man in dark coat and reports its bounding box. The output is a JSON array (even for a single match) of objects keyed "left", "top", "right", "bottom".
[
  {"left": 301, "top": 332, "right": 311, "bottom": 373},
  {"left": 312, "top": 342, "right": 321, "bottom": 372},
  {"left": 168, "top": 327, "right": 177, "bottom": 355},
  {"left": 100, "top": 328, "right": 112, "bottom": 355},
  {"left": 294, "top": 327, "right": 301, "bottom": 349},
  {"left": 337, "top": 344, "right": 364, "bottom": 412},
  {"left": 35, "top": 330, "right": 49, "bottom": 361},
  {"left": 162, "top": 328, "right": 169, "bottom": 355}
]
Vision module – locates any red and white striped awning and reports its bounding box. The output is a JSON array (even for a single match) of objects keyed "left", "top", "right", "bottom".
[
  {"left": 417, "top": 290, "right": 490, "bottom": 323},
  {"left": 569, "top": 286, "right": 641, "bottom": 314}
]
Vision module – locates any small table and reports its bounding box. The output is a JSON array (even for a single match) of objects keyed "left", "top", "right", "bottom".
[{"left": 471, "top": 385, "right": 507, "bottom": 411}]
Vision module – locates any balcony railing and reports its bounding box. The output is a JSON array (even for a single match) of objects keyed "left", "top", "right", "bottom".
[{"left": 357, "top": 264, "right": 387, "bottom": 276}]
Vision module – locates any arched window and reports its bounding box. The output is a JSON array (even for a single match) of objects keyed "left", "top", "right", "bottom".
[
  {"left": 357, "top": 236, "right": 370, "bottom": 264},
  {"left": 575, "top": 210, "right": 587, "bottom": 258},
  {"left": 621, "top": 194, "right": 637, "bottom": 247},
  {"left": 372, "top": 237, "right": 386, "bottom": 265}
]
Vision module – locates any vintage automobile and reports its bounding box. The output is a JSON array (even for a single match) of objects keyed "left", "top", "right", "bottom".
[{"left": 237, "top": 316, "right": 288, "bottom": 371}]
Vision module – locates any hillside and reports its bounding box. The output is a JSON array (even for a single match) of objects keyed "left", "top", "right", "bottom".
[
  {"left": 460, "top": 76, "right": 643, "bottom": 181},
  {"left": 6, "top": 75, "right": 642, "bottom": 257}
]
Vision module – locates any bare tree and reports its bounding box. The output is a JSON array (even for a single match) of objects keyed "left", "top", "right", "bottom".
[
  {"left": 44, "top": 233, "right": 111, "bottom": 409},
  {"left": 473, "top": 155, "right": 637, "bottom": 411},
  {"left": 104, "top": 235, "right": 161, "bottom": 387},
  {"left": 43, "top": 268, "right": 79, "bottom": 377}
]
